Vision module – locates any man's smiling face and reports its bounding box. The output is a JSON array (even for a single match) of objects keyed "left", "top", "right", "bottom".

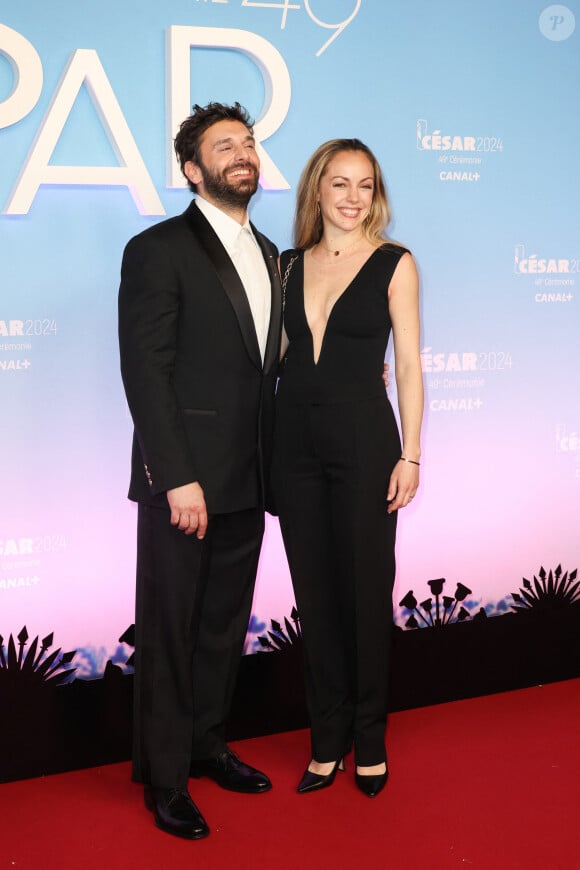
[{"left": 184, "top": 119, "right": 260, "bottom": 210}]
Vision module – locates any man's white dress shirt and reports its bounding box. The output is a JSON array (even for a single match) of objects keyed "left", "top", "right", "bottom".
[{"left": 196, "top": 195, "right": 271, "bottom": 363}]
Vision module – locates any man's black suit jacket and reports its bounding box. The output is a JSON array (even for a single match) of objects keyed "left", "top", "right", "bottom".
[{"left": 118, "top": 200, "right": 282, "bottom": 515}]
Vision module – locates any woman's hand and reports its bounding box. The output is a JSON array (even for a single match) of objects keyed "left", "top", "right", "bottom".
[
  {"left": 382, "top": 363, "right": 390, "bottom": 388},
  {"left": 386, "top": 459, "right": 419, "bottom": 513}
]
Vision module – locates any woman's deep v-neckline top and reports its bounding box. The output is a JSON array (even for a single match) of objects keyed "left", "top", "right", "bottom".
[
  {"left": 278, "top": 243, "right": 409, "bottom": 406},
  {"left": 303, "top": 248, "right": 383, "bottom": 367}
]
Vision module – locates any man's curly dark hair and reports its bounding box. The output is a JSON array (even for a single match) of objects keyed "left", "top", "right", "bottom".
[{"left": 174, "top": 102, "right": 255, "bottom": 193}]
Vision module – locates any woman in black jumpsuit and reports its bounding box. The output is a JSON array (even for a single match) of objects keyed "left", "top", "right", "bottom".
[{"left": 272, "top": 140, "right": 423, "bottom": 797}]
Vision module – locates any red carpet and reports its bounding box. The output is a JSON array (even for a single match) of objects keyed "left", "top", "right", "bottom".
[{"left": 2, "top": 679, "right": 579, "bottom": 869}]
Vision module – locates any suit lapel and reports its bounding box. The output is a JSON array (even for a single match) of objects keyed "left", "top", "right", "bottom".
[
  {"left": 252, "top": 224, "right": 282, "bottom": 375},
  {"left": 185, "top": 202, "right": 262, "bottom": 370}
]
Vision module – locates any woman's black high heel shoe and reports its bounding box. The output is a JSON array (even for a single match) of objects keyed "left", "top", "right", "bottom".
[
  {"left": 297, "top": 757, "right": 345, "bottom": 794},
  {"left": 355, "top": 765, "right": 388, "bottom": 798}
]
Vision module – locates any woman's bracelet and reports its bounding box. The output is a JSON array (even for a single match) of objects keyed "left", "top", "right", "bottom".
[{"left": 400, "top": 456, "right": 420, "bottom": 466}]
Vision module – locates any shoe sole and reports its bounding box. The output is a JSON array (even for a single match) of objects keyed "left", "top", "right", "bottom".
[{"left": 153, "top": 818, "right": 209, "bottom": 840}]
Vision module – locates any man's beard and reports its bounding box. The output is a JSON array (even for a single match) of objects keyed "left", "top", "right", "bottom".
[{"left": 198, "top": 160, "right": 259, "bottom": 209}]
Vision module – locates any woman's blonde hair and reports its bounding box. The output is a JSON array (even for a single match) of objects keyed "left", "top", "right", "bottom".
[{"left": 293, "top": 138, "right": 391, "bottom": 250}]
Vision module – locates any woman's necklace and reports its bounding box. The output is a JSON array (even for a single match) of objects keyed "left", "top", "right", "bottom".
[{"left": 319, "top": 234, "right": 364, "bottom": 257}]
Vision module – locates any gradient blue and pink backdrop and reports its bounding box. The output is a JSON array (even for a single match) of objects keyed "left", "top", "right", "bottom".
[{"left": 1, "top": 0, "right": 578, "bottom": 674}]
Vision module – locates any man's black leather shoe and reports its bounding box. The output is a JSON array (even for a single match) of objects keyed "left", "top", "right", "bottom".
[
  {"left": 190, "top": 747, "right": 272, "bottom": 793},
  {"left": 144, "top": 786, "right": 209, "bottom": 839}
]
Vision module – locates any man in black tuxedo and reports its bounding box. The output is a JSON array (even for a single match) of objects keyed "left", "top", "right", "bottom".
[{"left": 118, "top": 102, "right": 282, "bottom": 839}]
